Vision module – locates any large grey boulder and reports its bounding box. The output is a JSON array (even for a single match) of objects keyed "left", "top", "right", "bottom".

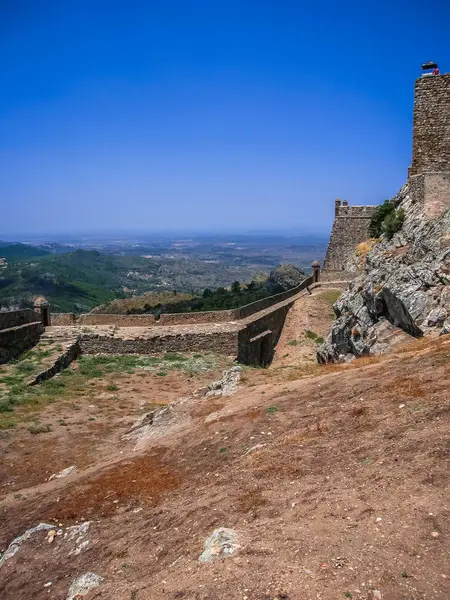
[{"left": 318, "top": 182, "right": 450, "bottom": 362}]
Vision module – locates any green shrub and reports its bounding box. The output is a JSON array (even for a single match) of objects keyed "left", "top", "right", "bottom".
[
  {"left": 40, "top": 379, "right": 67, "bottom": 395},
  {"left": 383, "top": 208, "right": 405, "bottom": 240},
  {"left": 0, "top": 398, "right": 14, "bottom": 412},
  {"left": 369, "top": 201, "right": 405, "bottom": 239},
  {"left": 305, "top": 329, "right": 318, "bottom": 340},
  {"left": 369, "top": 200, "right": 394, "bottom": 237}
]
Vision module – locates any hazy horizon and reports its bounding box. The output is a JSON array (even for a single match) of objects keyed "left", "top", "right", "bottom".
[
  {"left": 0, "top": 228, "right": 330, "bottom": 244},
  {"left": 2, "top": 1, "right": 449, "bottom": 236}
]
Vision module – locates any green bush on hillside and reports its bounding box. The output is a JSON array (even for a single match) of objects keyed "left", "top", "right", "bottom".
[
  {"left": 383, "top": 208, "right": 405, "bottom": 240},
  {"left": 369, "top": 200, "right": 405, "bottom": 240}
]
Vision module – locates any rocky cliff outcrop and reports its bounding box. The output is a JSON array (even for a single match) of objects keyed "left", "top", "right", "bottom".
[
  {"left": 267, "top": 264, "right": 306, "bottom": 293},
  {"left": 318, "top": 182, "right": 450, "bottom": 362}
]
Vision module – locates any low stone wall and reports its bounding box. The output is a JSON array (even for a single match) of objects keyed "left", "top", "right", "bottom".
[
  {"left": 157, "top": 309, "right": 235, "bottom": 325},
  {"left": 50, "top": 313, "right": 77, "bottom": 326},
  {"left": 0, "top": 322, "right": 44, "bottom": 364},
  {"left": 48, "top": 276, "right": 315, "bottom": 328},
  {"left": 78, "top": 329, "right": 239, "bottom": 357},
  {"left": 29, "top": 341, "right": 80, "bottom": 385},
  {"left": 238, "top": 302, "right": 293, "bottom": 366},
  {"left": 78, "top": 313, "right": 157, "bottom": 326},
  {"left": 51, "top": 313, "right": 157, "bottom": 326},
  {"left": 44, "top": 282, "right": 322, "bottom": 366},
  {"left": 236, "top": 275, "right": 315, "bottom": 319},
  {"left": 0, "top": 309, "right": 40, "bottom": 330}
]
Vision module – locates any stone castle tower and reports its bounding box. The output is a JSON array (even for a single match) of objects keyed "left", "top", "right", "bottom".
[
  {"left": 323, "top": 67, "right": 450, "bottom": 276},
  {"left": 408, "top": 71, "right": 450, "bottom": 216},
  {"left": 410, "top": 72, "right": 450, "bottom": 175}
]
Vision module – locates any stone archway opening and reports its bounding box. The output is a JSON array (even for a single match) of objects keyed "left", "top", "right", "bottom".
[
  {"left": 42, "top": 307, "right": 49, "bottom": 326},
  {"left": 259, "top": 336, "right": 271, "bottom": 367}
]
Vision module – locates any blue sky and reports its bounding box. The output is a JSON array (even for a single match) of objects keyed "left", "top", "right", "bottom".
[{"left": 1, "top": 0, "right": 449, "bottom": 236}]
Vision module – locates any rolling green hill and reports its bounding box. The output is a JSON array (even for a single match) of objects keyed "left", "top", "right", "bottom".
[
  {"left": 0, "top": 250, "right": 158, "bottom": 312},
  {"left": 0, "top": 243, "right": 50, "bottom": 261},
  {"left": 0, "top": 249, "right": 281, "bottom": 313}
]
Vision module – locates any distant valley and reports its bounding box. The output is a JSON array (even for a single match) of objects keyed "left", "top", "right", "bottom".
[{"left": 0, "top": 233, "right": 326, "bottom": 312}]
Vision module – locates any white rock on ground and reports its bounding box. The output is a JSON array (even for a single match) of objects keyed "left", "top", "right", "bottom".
[
  {"left": 206, "top": 366, "right": 242, "bottom": 397},
  {"left": 0, "top": 523, "right": 55, "bottom": 567},
  {"left": 0, "top": 521, "right": 91, "bottom": 568},
  {"left": 199, "top": 528, "right": 241, "bottom": 562},
  {"left": 66, "top": 572, "right": 104, "bottom": 600},
  {"left": 48, "top": 465, "right": 76, "bottom": 480}
]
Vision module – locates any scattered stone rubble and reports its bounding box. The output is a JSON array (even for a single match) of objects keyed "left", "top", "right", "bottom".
[{"left": 123, "top": 366, "right": 242, "bottom": 447}]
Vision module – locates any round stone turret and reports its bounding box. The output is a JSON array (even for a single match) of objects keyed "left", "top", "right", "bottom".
[
  {"left": 311, "top": 261, "right": 321, "bottom": 283},
  {"left": 34, "top": 297, "right": 50, "bottom": 326},
  {"left": 34, "top": 296, "right": 49, "bottom": 308}
]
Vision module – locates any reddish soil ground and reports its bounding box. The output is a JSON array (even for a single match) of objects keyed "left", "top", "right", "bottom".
[{"left": 0, "top": 304, "right": 449, "bottom": 600}]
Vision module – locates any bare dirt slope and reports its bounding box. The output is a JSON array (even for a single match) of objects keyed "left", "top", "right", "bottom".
[{"left": 1, "top": 335, "right": 449, "bottom": 600}]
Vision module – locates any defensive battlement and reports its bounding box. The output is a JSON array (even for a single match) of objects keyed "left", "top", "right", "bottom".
[
  {"left": 324, "top": 67, "right": 449, "bottom": 275},
  {"left": 334, "top": 200, "right": 376, "bottom": 218},
  {"left": 0, "top": 264, "right": 321, "bottom": 367},
  {"left": 324, "top": 201, "right": 376, "bottom": 272},
  {"left": 410, "top": 72, "right": 450, "bottom": 176}
]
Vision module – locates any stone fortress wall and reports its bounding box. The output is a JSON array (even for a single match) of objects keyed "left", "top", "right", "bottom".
[
  {"left": 323, "top": 71, "right": 450, "bottom": 276},
  {"left": 408, "top": 73, "right": 450, "bottom": 216},
  {"left": 49, "top": 275, "right": 317, "bottom": 328},
  {"left": 1, "top": 272, "right": 318, "bottom": 367},
  {"left": 59, "top": 272, "right": 317, "bottom": 367},
  {"left": 410, "top": 73, "right": 450, "bottom": 176},
  {"left": 322, "top": 200, "right": 376, "bottom": 274},
  {"left": 0, "top": 309, "right": 43, "bottom": 363},
  {"left": 74, "top": 280, "right": 318, "bottom": 367}
]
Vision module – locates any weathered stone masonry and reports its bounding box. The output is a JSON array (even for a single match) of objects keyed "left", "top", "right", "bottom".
[
  {"left": 322, "top": 72, "right": 450, "bottom": 276},
  {"left": 50, "top": 279, "right": 320, "bottom": 328},
  {"left": 1, "top": 271, "right": 318, "bottom": 367},
  {"left": 76, "top": 282, "right": 318, "bottom": 367},
  {"left": 408, "top": 73, "right": 450, "bottom": 215},
  {"left": 0, "top": 309, "right": 43, "bottom": 364},
  {"left": 322, "top": 201, "right": 376, "bottom": 273},
  {"left": 410, "top": 73, "right": 450, "bottom": 176}
]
